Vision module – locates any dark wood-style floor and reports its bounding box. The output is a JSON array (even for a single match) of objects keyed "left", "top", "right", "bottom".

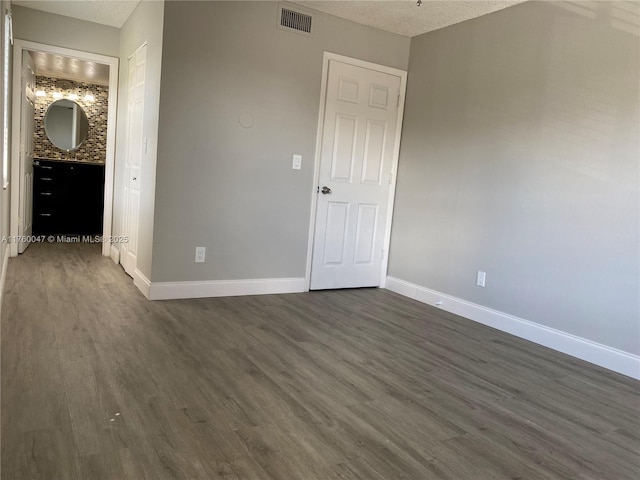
[{"left": 1, "top": 243, "right": 639, "bottom": 479}]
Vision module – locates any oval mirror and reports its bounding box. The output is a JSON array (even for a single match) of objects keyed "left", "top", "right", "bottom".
[{"left": 44, "top": 99, "right": 89, "bottom": 151}]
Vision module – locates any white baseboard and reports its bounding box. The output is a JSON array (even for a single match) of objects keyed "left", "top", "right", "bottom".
[
  {"left": 0, "top": 248, "right": 9, "bottom": 318},
  {"left": 148, "top": 277, "right": 306, "bottom": 301},
  {"left": 110, "top": 244, "right": 120, "bottom": 264},
  {"left": 385, "top": 276, "right": 640, "bottom": 380},
  {"left": 133, "top": 269, "right": 151, "bottom": 299}
]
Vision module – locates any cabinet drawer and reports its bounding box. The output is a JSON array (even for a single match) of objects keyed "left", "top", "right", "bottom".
[
  {"left": 34, "top": 175, "right": 56, "bottom": 188},
  {"left": 34, "top": 161, "right": 71, "bottom": 176},
  {"left": 33, "top": 159, "right": 105, "bottom": 236}
]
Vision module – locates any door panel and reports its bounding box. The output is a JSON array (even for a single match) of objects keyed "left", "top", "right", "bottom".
[
  {"left": 331, "top": 114, "right": 357, "bottom": 182},
  {"left": 127, "top": 188, "right": 140, "bottom": 257},
  {"left": 369, "top": 83, "right": 391, "bottom": 109},
  {"left": 310, "top": 60, "right": 402, "bottom": 290},
  {"left": 361, "top": 120, "right": 386, "bottom": 184},
  {"left": 337, "top": 77, "right": 359, "bottom": 103},
  {"left": 353, "top": 204, "right": 378, "bottom": 265},
  {"left": 18, "top": 51, "right": 35, "bottom": 253},
  {"left": 120, "top": 45, "right": 146, "bottom": 277},
  {"left": 322, "top": 202, "right": 349, "bottom": 265}
]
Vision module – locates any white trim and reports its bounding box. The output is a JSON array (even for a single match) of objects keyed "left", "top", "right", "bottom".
[
  {"left": 9, "top": 40, "right": 21, "bottom": 257},
  {"left": 133, "top": 268, "right": 151, "bottom": 299},
  {"left": 379, "top": 70, "right": 407, "bottom": 289},
  {"left": 385, "top": 276, "right": 640, "bottom": 380},
  {"left": 110, "top": 244, "right": 120, "bottom": 264},
  {"left": 148, "top": 277, "right": 306, "bottom": 301},
  {"left": 303, "top": 53, "right": 330, "bottom": 292},
  {"left": 119, "top": 41, "right": 147, "bottom": 277},
  {"left": 10, "top": 39, "right": 119, "bottom": 258},
  {"left": 102, "top": 50, "right": 119, "bottom": 257},
  {"left": 304, "top": 52, "right": 408, "bottom": 291},
  {"left": 0, "top": 248, "right": 9, "bottom": 318},
  {"left": 2, "top": 12, "right": 13, "bottom": 189}
]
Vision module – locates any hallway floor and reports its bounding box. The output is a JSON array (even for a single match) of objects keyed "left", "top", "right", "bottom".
[{"left": 1, "top": 243, "right": 639, "bottom": 479}]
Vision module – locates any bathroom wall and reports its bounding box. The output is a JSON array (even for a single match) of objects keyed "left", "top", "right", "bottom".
[{"left": 34, "top": 76, "right": 108, "bottom": 163}]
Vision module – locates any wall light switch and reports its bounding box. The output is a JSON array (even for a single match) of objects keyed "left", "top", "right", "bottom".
[
  {"left": 292, "top": 154, "right": 302, "bottom": 170},
  {"left": 476, "top": 271, "right": 486, "bottom": 287},
  {"left": 195, "top": 247, "right": 206, "bottom": 263}
]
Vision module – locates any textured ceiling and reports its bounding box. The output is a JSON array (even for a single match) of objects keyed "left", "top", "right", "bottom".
[
  {"left": 13, "top": 0, "right": 140, "bottom": 28},
  {"left": 31, "top": 51, "right": 111, "bottom": 86},
  {"left": 16, "top": 1, "right": 527, "bottom": 86},
  {"left": 13, "top": 0, "right": 527, "bottom": 37},
  {"left": 294, "top": 0, "right": 527, "bottom": 37}
]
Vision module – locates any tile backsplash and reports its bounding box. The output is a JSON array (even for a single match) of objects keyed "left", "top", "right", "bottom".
[{"left": 34, "top": 76, "right": 109, "bottom": 164}]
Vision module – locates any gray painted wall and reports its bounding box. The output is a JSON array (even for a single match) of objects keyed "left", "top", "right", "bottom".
[
  {"left": 114, "top": 0, "right": 164, "bottom": 280},
  {"left": 389, "top": 1, "right": 640, "bottom": 355},
  {"left": 151, "top": 1, "right": 409, "bottom": 282},
  {"left": 11, "top": 5, "right": 119, "bottom": 57}
]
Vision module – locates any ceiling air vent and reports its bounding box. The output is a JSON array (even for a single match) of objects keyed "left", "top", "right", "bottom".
[{"left": 278, "top": 4, "right": 314, "bottom": 36}]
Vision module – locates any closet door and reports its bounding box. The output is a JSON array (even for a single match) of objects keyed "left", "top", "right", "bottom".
[{"left": 120, "top": 44, "right": 146, "bottom": 277}]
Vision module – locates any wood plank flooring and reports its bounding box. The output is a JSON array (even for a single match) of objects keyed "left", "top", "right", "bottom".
[{"left": 2, "top": 242, "right": 639, "bottom": 479}]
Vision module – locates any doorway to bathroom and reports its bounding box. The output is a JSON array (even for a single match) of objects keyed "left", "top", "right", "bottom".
[{"left": 10, "top": 40, "right": 118, "bottom": 258}]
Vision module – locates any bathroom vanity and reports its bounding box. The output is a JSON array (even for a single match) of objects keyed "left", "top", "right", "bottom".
[{"left": 33, "top": 159, "right": 105, "bottom": 235}]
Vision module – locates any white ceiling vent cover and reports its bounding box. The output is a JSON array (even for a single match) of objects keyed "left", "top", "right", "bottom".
[{"left": 278, "top": 4, "right": 314, "bottom": 36}]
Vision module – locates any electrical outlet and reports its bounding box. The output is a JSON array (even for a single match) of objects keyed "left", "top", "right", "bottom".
[
  {"left": 292, "top": 154, "right": 302, "bottom": 170},
  {"left": 195, "top": 247, "right": 206, "bottom": 263},
  {"left": 476, "top": 270, "right": 486, "bottom": 287}
]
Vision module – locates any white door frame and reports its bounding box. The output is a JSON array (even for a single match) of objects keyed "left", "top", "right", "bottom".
[
  {"left": 304, "top": 52, "right": 407, "bottom": 291},
  {"left": 10, "top": 39, "right": 119, "bottom": 257}
]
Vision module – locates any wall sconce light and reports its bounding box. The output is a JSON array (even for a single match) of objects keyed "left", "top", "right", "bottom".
[
  {"left": 52, "top": 91, "right": 63, "bottom": 99},
  {"left": 84, "top": 92, "right": 94, "bottom": 102},
  {"left": 35, "top": 90, "right": 46, "bottom": 97},
  {"left": 68, "top": 93, "right": 79, "bottom": 101}
]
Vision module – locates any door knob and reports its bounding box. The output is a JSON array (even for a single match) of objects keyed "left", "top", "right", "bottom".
[{"left": 321, "top": 186, "right": 332, "bottom": 194}]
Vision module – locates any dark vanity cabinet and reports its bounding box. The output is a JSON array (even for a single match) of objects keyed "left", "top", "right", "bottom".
[{"left": 33, "top": 159, "right": 105, "bottom": 236}]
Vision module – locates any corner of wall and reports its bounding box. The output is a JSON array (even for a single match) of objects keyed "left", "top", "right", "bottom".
[
  {"left": 116, "top": 0, "right": 165, "bottom": 282},
  {"left": 385, "top": 276, "right": 640, "bottom": 380}
]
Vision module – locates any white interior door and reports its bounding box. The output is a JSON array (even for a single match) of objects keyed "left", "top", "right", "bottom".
[
  {"left": 120, "top": 45, "right": 146, "bottom": 277},
  {"left": 18, "top": 50, "right": 35, "bottom": 254},
  {"left": 310, "top": 59, "right": 402, "bottom": 290}
]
